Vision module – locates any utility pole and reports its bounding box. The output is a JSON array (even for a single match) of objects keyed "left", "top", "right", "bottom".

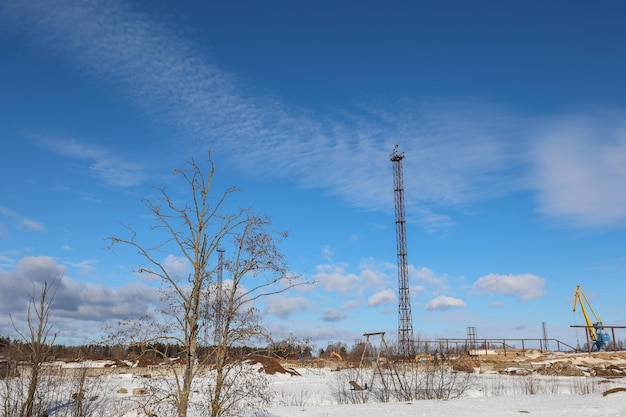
[
  {"left": 390, "top": 145, "right": 414, "bottom": 358},
  {"left": 541, "top": 322, "right": 550, "bottom": 352}
]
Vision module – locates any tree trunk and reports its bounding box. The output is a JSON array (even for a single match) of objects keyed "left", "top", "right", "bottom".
[
  {"left": 211, "top": 354, "right": 226, "bottom": 417},
  {"left": 22, "top": 362, "right": 38, "bottom": 417}
]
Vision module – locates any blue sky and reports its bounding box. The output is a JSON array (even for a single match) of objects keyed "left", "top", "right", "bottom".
[{"left": 1, "top": 0, "right": 626, "bottom": 350}]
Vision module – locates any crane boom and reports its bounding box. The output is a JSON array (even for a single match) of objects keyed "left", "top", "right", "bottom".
[{"left": 573, "top": 285, "right": 610, "bottom": 351}]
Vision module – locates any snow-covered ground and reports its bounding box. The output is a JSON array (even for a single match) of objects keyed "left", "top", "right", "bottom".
[
  {"left": 266, "top": 367, "right": 626, "bottom": 417},
  {"left": 268, "top": 393, "right": 626, "bottom": 417},
  {"left": 6, "top": 360, "right": 626, "bottom": 416}
]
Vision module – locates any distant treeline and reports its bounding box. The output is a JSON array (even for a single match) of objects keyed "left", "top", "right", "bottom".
[{"left": 0, "top": 335, "right": 319, "bottom": 363}]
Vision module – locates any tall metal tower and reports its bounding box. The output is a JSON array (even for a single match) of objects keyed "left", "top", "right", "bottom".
[{"left": 390, "top": 145, "right": 414, "bottom": 358}]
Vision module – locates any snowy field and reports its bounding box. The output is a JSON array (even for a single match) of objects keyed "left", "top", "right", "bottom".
[
  {"left": 268, "top": 393, "right": 626, "bottom": 417},
  {"left": 266, "top": 367, "right": 626, "bottom": 417},
  {"left": 5, "top": 358, "right": 626, "bottom": 416}
]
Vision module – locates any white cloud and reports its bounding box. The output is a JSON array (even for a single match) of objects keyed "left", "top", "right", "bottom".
[
  {"left": 162, "top": 254, "right": 191, "bottom": 279},
  {"left": 0, "top": 256, "right": 159, "bottom": 328},
  {"left": 265, "top": 295, "right": 312, "bottom": 318},
  {"left": 0, "top": 256, "right": 67, "bottom": 313},
  {"left": 532, "top": 115, "right": 626, "bottom": 228},
  {"left": 322, "top": 309, "right": 349, "bottom": 322},
  {"left": 472, "top": 273, "right": 545, "bottom": 301},
  {"left": 314, "top": 265, "right": 360, "bottom": 296},
  {"left": 410, "top": 284, "right": 426, "bottom": 297},
  {"left": 301, "top": 327, "right": 358, "bottom": 345},
  {"left": 340, "top": 300, "right": 360, "bottom": 311},
  {"left": 424, "top": 295, "right": 466, "bottom": 311},
  {"left": 410, "top": 265, "right": 449, "bottom": 293},
  {"left": 70, "top": 260, "right": 97, "bottom": 275},
  {"left": 314, "top": 261, "right": 391, "bottom": 296},
  {"left": 54, "top": 278, "right": 158, "bottom": 322},
  {"left": 320, "top": 245, "right": 334, "bottom": 261},
  {"left": 360, "top": 268, "right": 387, "bottom": 290},
  {"left": 368, "top": 289, "right": 396, "bottom": 307}
]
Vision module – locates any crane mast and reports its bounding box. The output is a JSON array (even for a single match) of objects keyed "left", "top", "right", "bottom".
[{"left": 573, "top": 285, "right": 610, "bottom": 351}]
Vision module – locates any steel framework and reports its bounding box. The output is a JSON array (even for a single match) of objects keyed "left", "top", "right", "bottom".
[
  {"left": 390, "top": 145, "right": 414, "bottom": 358},
  {"left": 350, "top": 332, "right": 404, "bottom": 399}
]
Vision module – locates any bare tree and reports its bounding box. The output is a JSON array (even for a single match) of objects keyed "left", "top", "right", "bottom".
[
  {"left": 207, "top": 208, "right": 308, "bottom": 417},
  {"left": 9, "top": 279, "right": 59, "bottom": 417},
  {"left": 108, "top": 154, "right": 304, "bottom": 417}
]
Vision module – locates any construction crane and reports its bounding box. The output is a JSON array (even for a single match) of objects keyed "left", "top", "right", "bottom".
[{"left": 572, "top": 285, "right": 610, "bottom": 351}]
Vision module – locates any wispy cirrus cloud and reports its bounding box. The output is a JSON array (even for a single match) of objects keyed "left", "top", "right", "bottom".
[
  {"left": 0, "top": 0, "right": 522, "bottom": 230},
  {"left": 3, "top": 1, "right": 626, "bottom": 230},
  {"left": 0, "top": 206, "right": 45, "bottom": 232},
  {"left": 0, "top": 0, "right": 257, "bottom": 150},
  {"left": 31, "top": 135, "right": 147, "bottom": 187}
]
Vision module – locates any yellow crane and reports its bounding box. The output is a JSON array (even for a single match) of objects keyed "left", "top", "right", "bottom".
[{"left": 573, "top": 285, "right": 610, "bottom": 351}]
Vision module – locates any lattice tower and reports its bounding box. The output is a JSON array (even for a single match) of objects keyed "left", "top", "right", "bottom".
[{"left": 390, "top": 146, "right": 414, "bottom": 358}]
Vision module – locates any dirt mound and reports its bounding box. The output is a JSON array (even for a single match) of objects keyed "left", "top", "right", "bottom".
[
  {"left": 476, "top": 349, "right": 626, "bottom": 377},
  {"left": 243, "top": 355, "right": 300, "bottom": 376},
  {"left": 536, "top": 361, "right": 585, "bottom": 376},
  {"left": 452, "top": 354, "right": 478, "bottom": 373},
  {"left": 593, "top": 364, "right": 626, "bottom": 377}
]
